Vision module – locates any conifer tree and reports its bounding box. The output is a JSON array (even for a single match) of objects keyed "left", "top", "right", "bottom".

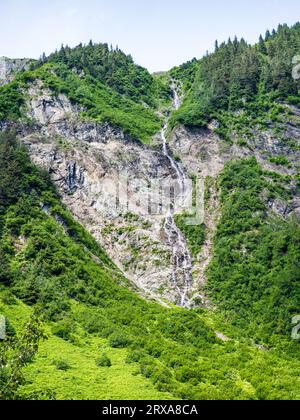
[
  {"left": 265, "top": 29, "right": 271, "bottom": 40},
  {"left": 258, "top": 35, "right": 267, "bottom": 54}
]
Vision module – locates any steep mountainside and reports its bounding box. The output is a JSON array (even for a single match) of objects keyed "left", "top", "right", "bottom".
[
  {"left": 0, "top": 26, "right": 299, "bottom": 400},
  {"left": 0, "top": 43, "right": 171, "bottom": 143},
  {"left": 168, "top": 23, "right": 300, "bottom": 340},
  {"left": 0, "top": 131, "right": 299, "bottom": 400}
]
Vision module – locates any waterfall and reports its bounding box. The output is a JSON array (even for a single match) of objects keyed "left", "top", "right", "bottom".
[{"left": 162, "top": 81, "right": 193, "bottom": 308}]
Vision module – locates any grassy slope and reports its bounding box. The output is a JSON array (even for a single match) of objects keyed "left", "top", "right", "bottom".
[
  {"left": 1, "top": 291, "right": 299, "bottom": 400},
  {"left": 0, "top": 296, "right": 172, "bottom": 400}
]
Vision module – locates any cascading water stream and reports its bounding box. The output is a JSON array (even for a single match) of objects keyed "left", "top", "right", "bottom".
[
  {"left": 162, "top": 81, "right": 193, "bottom": 307},
  {"left": 161, "top": 124, "right": 186, "bottom": 188}
]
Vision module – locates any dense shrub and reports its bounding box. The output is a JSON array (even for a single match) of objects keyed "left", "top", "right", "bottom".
[
  {"left": 52, "top": 319, "right": 76, "bottom": 342},
  {"left": 109, "top": 332, "right": 132, "bottom": 349},
  {"left": 96, "top": 354, "right": 112, "bottom": 368},
  {"left": 174, "top": 214, "right": 206, "bottom": 258},
  {"left": 52, "top": 359, "right": 72, "bottom": 371},
  {"left": 0, "top": 82, "right": 24, "bottom": 122}
]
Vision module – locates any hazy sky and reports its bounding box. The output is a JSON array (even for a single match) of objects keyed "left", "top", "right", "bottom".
[{"left": 1, "top": 0, "right": 300, "bottom": 72}]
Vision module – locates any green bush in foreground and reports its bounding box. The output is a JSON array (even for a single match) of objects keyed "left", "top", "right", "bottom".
[
  {"left": 52, "top": 359, "right": 72, "bottom": 371},
  {"left": 96, "top": 354, "right": 112, "bottom": 368}
]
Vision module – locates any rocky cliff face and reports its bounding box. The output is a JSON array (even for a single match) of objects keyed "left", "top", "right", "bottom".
[
  {"left": 0, "top": 57, "right": 31, "bottom": 86},
  {"left": 17, "top": 81, "right": 196, "bottom": 305},
  {"left": 169, "top": 117, "right": 300, "bottom": 220},
  {"left": 10, "top": 78, "right": 300, "bottom": 306}
]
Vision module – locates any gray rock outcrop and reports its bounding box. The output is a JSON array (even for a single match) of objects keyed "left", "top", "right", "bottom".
[{"left": 0, "top": 57, "right": 31, "bottom": 86}]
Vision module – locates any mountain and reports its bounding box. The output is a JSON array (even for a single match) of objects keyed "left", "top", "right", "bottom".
[{"left": 0, "top": 27, "right": 299, "bottom": 400}]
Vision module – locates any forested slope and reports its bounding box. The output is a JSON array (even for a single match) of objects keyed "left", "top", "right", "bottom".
[
  {"left": 170, "top": 23, "right": 300, "bottom": 135},
  {"left": 169, "top": 23, "right": 300, "bottom": 346}
]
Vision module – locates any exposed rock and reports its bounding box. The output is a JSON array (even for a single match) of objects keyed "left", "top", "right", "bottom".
[
  {"left": 17, "top": 82, "right": 194, "bottom": 305},
  {"left": 215, "top": 332, "right": 230, "bottom": 342},
  {"left": 208, "top": 120, "right": 220, "bottom": 130},
  {"left": 4, "top": 78, "right": 299, "bottom": 307},
  {"left": 267, "top": 198, "right": 288, "bottom": 218},
  {"left": 0, "top": 57, "right": 31, "bottom": 86},
  {"left": 65, "top": 161, "right": 85, "bottom": 193}
]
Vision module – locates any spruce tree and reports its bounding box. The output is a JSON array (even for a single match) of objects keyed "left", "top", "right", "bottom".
[
  {"left": 265, "top": 29, "right": 271, "bottom": 40},
  {"left": 258, "top": 35, "right": 267, "bottom": 54}
]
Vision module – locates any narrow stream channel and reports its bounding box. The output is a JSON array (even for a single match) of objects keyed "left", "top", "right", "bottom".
[{"left": 161, "top": 81, "right": 193, "bottom": 307}]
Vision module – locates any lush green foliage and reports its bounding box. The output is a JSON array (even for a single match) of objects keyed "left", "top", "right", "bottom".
[
  {"left": 171, "top": 23, "right": 300, "bottom": 130},
  {"left": 0, "top": 298, "right": 173, "bottom": 400},
  {"left": 207, "top": 158, "right": 300, "bottom": 343},
  {"left": 0, "top": 82, "right": 24, "bottom": 122},
  {"left": 44, "top": 42, "right": 170, "bottom": 107},
  {"left": 22, "top": 63, "right": 163, "bottom": 143},
  {"left": 1, "top": 133, "right": 299, "bottom": 400},
  {"left": 1, "top": 43, "right": 172, "bottom": 143},
  {"left": 0, "top": 131, "right": 55, "bottom": 223},
  {"left": 96, "top": 354, "right": 112, "bottom": 368},
  {"left": 174, "top": 214, "right": 205, "bottom": 258},
  {"left": 0, "top": 310, "right": 46, "bottom": 400},
  {"left": 170, "top": 58, "right": 199, "bottom": 92}
]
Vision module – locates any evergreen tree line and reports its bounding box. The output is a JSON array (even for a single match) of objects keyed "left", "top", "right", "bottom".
[
  {"left": 38, "top": 41, "right": 170, "bottom": 107},
  {"left": 172, "top": 22, "right": 300, "bottom": 127}
]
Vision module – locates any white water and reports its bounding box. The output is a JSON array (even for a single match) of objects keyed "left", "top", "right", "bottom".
[
  {"left": 162, "top": 81, "right": 193, "bottom": 307},
  {"left": 171, "top": 80, "right": 181, "bottom": 110},
  {"left": 161, "top": 124, "right": 185, "bottom": 186}
]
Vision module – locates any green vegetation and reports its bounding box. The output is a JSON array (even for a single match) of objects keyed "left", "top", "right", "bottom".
[
  {"left": 96, "top": 354, "right": 112, "bottom": 368},
  {"left": 170, "top": 58, "right": 199, "bottom": 92},
  {"left": 174, "top": 214, "right": 206, "bottom": 258},
  {"left": 0, "top": 43, "right": 173, "bottom": 144},
  {"left": 0, "top": 81, "right": 24, "bottom": 122},
  {"left": 0, "top": 132, "right": 299, "bottom": 400},
  {"left": 269, "top": 155, "right": 290, "bottom": 166},
  {"left": 0, "top": 298, "right": 171, "bottom": 400},
  {"left": 207, "top": 158, "right": 300, "bottom": 344},
  {"left": 52, "top": 359, "right": 72, "bottom": 371},
  {"left": 0, "top": 309, "right": 46, "bottom": 400},
  {"left": 44, "top": 42, "right": 170, "bottom": 107},
  {"left": 22, "top": 62, "right": 163, "bottom": 143},
  {"left": 170, "top": 23, "right": 300, "bottom": 138}
]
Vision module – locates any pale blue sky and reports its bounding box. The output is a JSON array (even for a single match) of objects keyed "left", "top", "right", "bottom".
[{"left": 1, "top": 0, "right": 300, "bottom": 72}]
